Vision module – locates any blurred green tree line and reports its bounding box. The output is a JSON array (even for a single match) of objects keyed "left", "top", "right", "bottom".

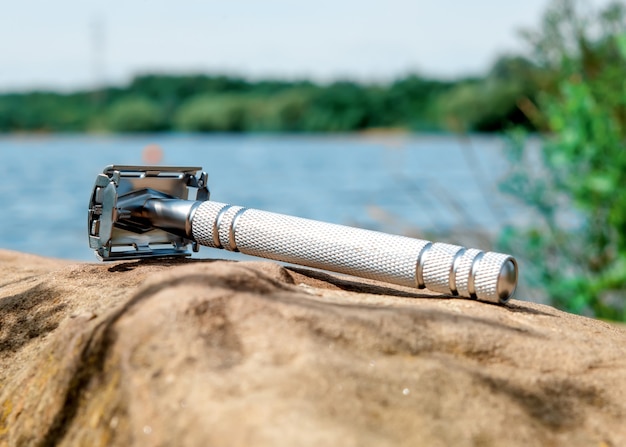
[{"left": 0, "top": 61, "right": 545, "bottom": 133}]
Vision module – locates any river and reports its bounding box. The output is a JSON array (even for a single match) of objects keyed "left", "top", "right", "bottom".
[{"left": 0, "top": 133, "right": 524, "bottom": 261}]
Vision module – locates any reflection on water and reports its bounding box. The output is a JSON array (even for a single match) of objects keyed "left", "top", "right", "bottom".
[{"left": 0, "top": 133, "right": 525, "bottom": 260}]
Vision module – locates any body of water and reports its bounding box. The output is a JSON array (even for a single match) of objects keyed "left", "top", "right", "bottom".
[{"left": 0, "top": 133, "right": 523, "bottom": 261}]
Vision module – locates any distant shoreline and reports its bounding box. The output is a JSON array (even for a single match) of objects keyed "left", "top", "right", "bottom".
[
  {"left": 0, "top": 129, "right": 538, "bottom": 139},
  {"left": 0, "top": 64, "right": 543, "bottom": 135}
]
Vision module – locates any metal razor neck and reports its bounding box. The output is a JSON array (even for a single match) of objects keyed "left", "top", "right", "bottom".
[{"left": 141, "top": 199, "right": 200, "bottom": 239}]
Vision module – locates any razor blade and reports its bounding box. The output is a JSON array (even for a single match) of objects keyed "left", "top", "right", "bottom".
[
  {"left": 88, "top": 165, "right": 518, "bottom": 303},
  {"left": 88, "top": 165, "right": 209, "bottom": 260}
]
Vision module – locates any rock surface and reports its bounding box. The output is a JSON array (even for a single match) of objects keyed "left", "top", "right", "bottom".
[{"left": 1, "top": 249, "right": 626, "bottom": 447}]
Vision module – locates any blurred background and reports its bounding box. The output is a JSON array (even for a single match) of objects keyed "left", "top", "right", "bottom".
[{"left": 1, "top": 0, "right": 625, "bottom": 321}]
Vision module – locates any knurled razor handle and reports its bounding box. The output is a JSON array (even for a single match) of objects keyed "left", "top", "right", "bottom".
[{"left": 191, "top": 201, "right": 517, "bottom": 303}]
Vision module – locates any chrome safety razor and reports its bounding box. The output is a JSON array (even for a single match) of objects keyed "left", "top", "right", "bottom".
[{"left": 88, "top": 165, "right": 518, "bottom": 303}]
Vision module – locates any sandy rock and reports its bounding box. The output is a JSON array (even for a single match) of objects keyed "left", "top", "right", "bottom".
[{"left": 1, "top": 248, "right": 626, "bottom": 446}]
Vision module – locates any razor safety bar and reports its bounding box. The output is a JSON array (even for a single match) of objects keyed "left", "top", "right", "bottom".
[{"left": 88, "top": 165, "right": 517, "bottom": 303}]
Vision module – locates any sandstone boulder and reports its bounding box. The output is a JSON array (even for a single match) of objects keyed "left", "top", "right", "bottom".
[{"left": 1, "top": 249, "right": 625, "bottom": 446}]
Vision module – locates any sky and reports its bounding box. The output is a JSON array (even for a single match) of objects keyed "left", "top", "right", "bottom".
[{"left": 0, "top": 0, "right": 611, "bottom": 91}]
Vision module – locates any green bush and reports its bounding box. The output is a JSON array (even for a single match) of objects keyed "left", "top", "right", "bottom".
[
  {"left": 300, "top": 82, "right": 373, "bottom": 131},
  {"left": 500, "top": 0, "right": 626, "bottom": 320},
  {"left": 436, "top": 80, "right": 528, "bottom": 132},
  {"left": 435, "top": 55, "right": 545, "bottom": 132},
  {"left": 106, "top": 96, "right": 165, "bottom": 132},
  {"left": 243, "top": 89, "right": 314, "bottom": 132},
  {"left": 173, "top": 94, "right": 251, "bottom": 132}
]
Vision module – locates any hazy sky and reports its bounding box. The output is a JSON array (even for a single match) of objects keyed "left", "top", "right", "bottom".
[{"left": 0, "top": 0, "right": 610, "bottom": 90}]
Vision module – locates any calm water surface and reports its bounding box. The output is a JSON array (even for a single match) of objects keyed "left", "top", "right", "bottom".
[{"left": 0, "top": 133, "right": 522, "bottom": 261}]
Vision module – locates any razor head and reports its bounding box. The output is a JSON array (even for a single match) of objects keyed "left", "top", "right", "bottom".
[{"left": 88, "top": 165, "right": 209, "bottom": 261}]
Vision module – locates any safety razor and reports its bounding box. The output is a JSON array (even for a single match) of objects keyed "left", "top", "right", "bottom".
[{"left": 88, "top": 165, "right": 517, "bottom": 303}]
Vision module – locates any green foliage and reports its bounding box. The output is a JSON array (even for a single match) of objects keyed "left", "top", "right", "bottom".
[
  {"left": 0, "top": 68, "right": 543, "bottom": 134},
  {"left": 436, "top": 55, "right": 545, "bottom": 132},
  {"left": 0, "top": 92, "right": 97, "bottom": 132},
  {"left": 106, "top": 96, "right": 165, "bottom": 132},
  {"left": 386, "top": 76, "right": 454, "bottom": 130},
  {"left": 244, "top": 89, "right": 314, "bottom": 131},
  {"left": 500, "top": 0, "right": 626, "bottom": 320},
  {"left": 174, "top": 94, "right": 251, "bottom": 132},
  {"left": 436, "top": 79, "right": 526, "bottom": 132},
  {"left": 299, "top": 82, "right": 372, "bottom": 131}
]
